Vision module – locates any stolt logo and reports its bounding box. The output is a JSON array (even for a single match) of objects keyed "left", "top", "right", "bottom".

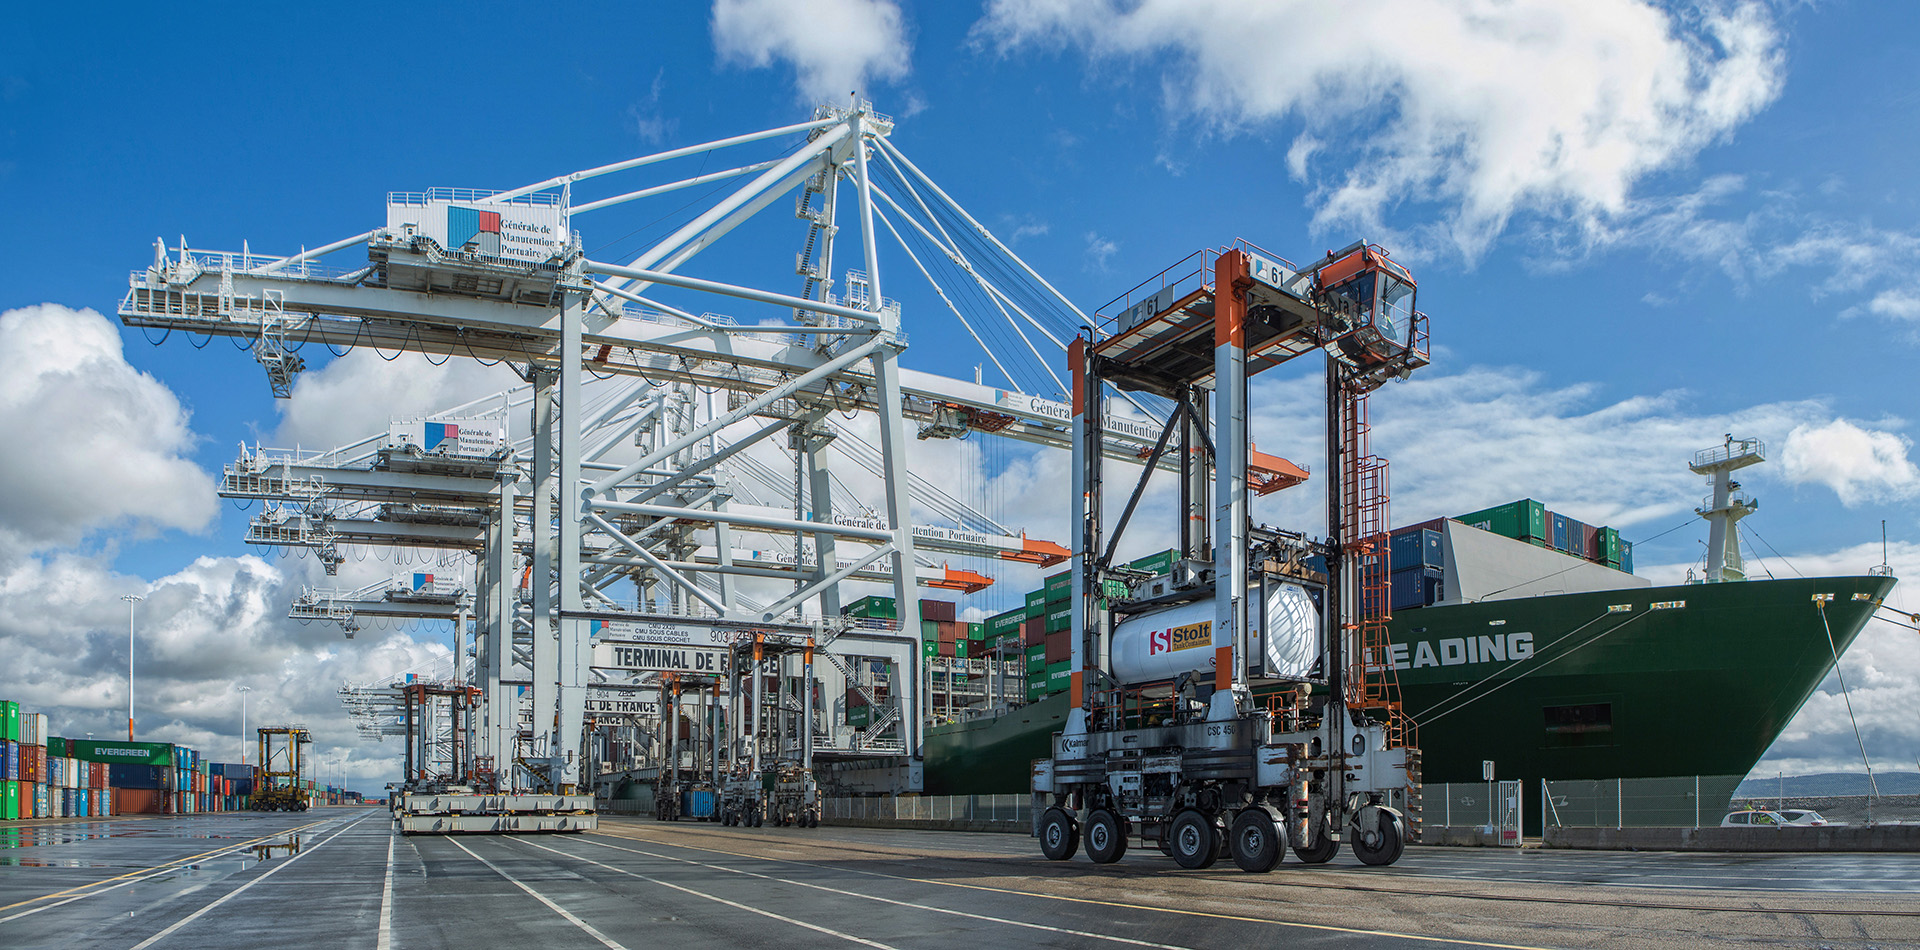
[{"left": 1148, "top": 621, "right": 1211, "bottom": 655}]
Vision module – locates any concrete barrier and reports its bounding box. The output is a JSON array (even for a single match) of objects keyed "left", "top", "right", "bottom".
[{"left": 1545, "top": 824, "right": 1920, "bottom": 852}]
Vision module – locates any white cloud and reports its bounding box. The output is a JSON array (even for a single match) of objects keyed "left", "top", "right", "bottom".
[
  {"left": 975, "top": 0, "right": 1784, "bottom": 259},
  {"left": 629, "top": 68, "right": 676, "bottom": 144},
  {"left": 1866, "top": 290, "right": 1920, "bottom": 321},
  {"left": 0, "top": 545, "right": 455, "bottom": 791},
  {"left": 713, "top": 0, "right": 911, "bottom": 104},
  {"left": 1746, "top": 541, "right": 1920, "bottom": 777},
  {"left": 1549, "top": 174, "right": 1920, "bottom": 330},
  {"left": 272, "top": 349, "right": 521, "bottom": 450},
  {"left": 0, "top": 304, "right": 218, "bottom": 559},
  {"left": 1779, "top": 419, "right": 1920, "bottom": 507},
  {"left": 1084, "top": 230, "right": 1118, "bottom": 270}
]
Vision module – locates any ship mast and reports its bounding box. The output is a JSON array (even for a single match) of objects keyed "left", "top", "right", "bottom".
[{"left": 1689, "top": 435, "right": 1765, "bottom": 583}]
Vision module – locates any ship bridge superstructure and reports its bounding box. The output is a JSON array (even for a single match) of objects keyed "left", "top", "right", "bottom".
[{"left": 1690, "top": 436, "right": 1765, "bottom": 583}]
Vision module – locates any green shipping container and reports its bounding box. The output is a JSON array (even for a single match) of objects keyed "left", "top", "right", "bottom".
[
  {"left": 47, "top": 737, "right": 67, "bottom": 757},
  {"left": 2, "top": 780, "right": 17, "bottom": 820},
  {"left": 967, "top": 622, "right": 986, "bottom": 641},
  {"left": 1, "top": 701, "right": 17, "bottom": 742},
  {"left": 1046, "top": 662, "right": 1072, "bottom": 693},
  {"left": 1456, "top": 499, "right": 1548, "bottom": 546},
  {"left": 844, "top": 595, "right": 897, "bottom": 619},
  {"left": 954, "top": 640, "right": 969, "bottom": 659},
  {"left": 1598, "top": 526, "right": 1624, "bottom": 565},
  {"left": 922, "top": 640, "right": 937, "bottom": 659},
  {"left": 987, "top": 609, "right": 1029, "bottom": 637},
  {"left": 1126, "top": 549, "right": 1177, "bottom": 575},
  {"left": 921, "top": 619, "right": 940, "bottom": 641},
  {"left": 1025, "top": 645, "right": 1047, "bottom": 673},
  {"left": 1045, "top": 607, "right": 1072, "bottom": 633},
  {"left": 1045, "top": 570, "right": 1072, "bottom": 595},
  {"left": 1025, "top": 589, "right": 1049, "bottom": 614}
]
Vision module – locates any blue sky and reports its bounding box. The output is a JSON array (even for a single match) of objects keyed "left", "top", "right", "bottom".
[{"left": 2, "top": 0, "right": 1917, "bottom": 787}]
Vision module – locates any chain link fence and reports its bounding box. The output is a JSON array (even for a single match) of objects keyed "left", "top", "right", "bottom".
[
  {"left": 822, "top": 794, "right": 1033, "bottom": 825},
  {"left": 1540, "top": 775, "right": 1745, "bottom": 829}
]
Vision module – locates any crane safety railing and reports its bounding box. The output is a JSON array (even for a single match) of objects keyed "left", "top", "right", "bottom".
[
  {"left": 388, "top": 188, "right": 564, "bottom": 208},
  {"left": 1091, "top": 239, "right": 1303, "bottom": 337}
]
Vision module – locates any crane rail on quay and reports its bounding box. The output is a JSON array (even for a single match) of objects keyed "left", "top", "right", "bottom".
[{"left": 114, "top": 100, "right": 1431, "bottom": 853}]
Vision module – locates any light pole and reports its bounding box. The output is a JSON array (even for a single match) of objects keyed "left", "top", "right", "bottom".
[
  {"left": 237, "top": 686, "right": 253, "bottom": 765},
  {"left": 121, "top": 594, "right": 142, "bottom": 741}
]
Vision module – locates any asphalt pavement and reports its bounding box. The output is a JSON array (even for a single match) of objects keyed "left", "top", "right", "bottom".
[{"left": 2, "top": 809, "right": 1915, "bottom": 950}]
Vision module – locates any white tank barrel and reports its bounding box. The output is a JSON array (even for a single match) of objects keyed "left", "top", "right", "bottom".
[{"left": 1108, "top": 583, "right": 1320, "bottom": 687}]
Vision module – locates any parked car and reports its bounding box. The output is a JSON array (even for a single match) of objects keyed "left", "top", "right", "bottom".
[
  {"left": 1721, "top": 809, "right": 1788, "bottom": 827},
  {"left": 1776, "top": 808, "right": 1844, "bottom": 826}
]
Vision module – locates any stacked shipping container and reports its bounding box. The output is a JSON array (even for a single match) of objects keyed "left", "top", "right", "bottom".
[
  {"left": 1, "top": 699, "right": 256, "bottom": 821},
  {"left": 1389, "top": 500, "right": 1637, "bottom": 612},
  {"left": 836, "top": 549, "right": 1180, "bottom": 715}
]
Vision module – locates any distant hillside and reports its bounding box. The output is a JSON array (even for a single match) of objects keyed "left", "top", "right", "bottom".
[{"left": 1734, "top": 772, "right": 1920, "bottom": 798}]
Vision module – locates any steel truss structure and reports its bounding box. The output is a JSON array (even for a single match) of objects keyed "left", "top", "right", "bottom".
[{"left": 126, "top": 102, "right": 1159, "bottom": 808}]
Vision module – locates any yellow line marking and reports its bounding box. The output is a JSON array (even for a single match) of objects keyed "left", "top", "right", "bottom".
[
  {"left": 589, "top": 828, "right": 1565, "bottom": 950},
  {"left": 0, "top": 816, "right": 335, "bottom": 913}
]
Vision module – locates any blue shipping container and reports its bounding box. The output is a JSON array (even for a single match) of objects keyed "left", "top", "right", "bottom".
[
  {"left": 3, "top": 739, "right": 14, "bottom": 781},
  {"left": 1390, "top": 566, "right": 1445, "bottom": 611},
  {"left": 110, "top": 764, "right": 167, "bottom": 789},
  {"left": 1551, "top": 513, "right": 1570, "bottom": 553},
  {"left": 1389, "top": 529, "right": 1443, "bottom": 570}
]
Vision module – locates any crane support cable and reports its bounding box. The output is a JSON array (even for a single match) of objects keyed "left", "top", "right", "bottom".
[
  {"left": 875, "top": 136, "right": 1094, "bottom": 329},
  {"left": 1818, "top": 600, "right": 1880, "bottom": 798},
  {"left": 484, "top": 116, "right": 841, "bottom": 205},
  {"left": 872, "top": 204, "right": 1020, "bottom": 392},
  {"left": 870, "top": 185, "right": 1067, "bottom": 396}
]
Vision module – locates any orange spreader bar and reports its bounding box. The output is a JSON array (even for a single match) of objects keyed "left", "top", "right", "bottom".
[
  {"left": 1248, "top": 443, "right": 1310, "bottom": 496},
  {"left": 998, "top": 536, "right": 1070, "bottom": 566},
  {"left": 923, "top": 564, "right": 993, "bottom": 593}
]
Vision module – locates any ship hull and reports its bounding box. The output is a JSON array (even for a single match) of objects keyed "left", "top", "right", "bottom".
[{"left": 921, "top": 574, "right": 1894, "bottom": 795}]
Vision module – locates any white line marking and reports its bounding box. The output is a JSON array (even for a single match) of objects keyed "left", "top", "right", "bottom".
[
  {"left": 0, "top": 895, "right": 85, "bottom": 921},
  {"left": 575, "top": 836, "right": 1186, "bottom": 950},
  {"left": 375, "top": 831, "right": 395, "bottom": 950},
  {"left": 510, "top": 837, "right": 898, "bottom": 950},
  {"left": 0, "top": 816, "right": 337, "bottom": 923},
  {"left": 447, "top": 837, "right": 628, "bottom": 950},
  {"left": 596, "top": 831, "right": 1563, "bottom": 950},
  {"left": 129, "top": 815, "right": 368, "bottom": 950}
]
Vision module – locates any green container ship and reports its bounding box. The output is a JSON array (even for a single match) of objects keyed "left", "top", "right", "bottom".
[{"left": 923, "top": 438, "right": 1900, "bottom": 795}]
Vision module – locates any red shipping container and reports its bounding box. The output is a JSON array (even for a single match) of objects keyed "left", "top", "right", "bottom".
[
  {"left": 919, "top": 599, "right": 956, "bottom": 622},
  {"left": 1045, "top": 630, "right": 1071, "bottom": 664},
  {"left": 1022, "top": 618, "right": 1045, "bottom": 648},
  {"left": 115, "top": 787, "right": 166, "bottom": 815}
]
